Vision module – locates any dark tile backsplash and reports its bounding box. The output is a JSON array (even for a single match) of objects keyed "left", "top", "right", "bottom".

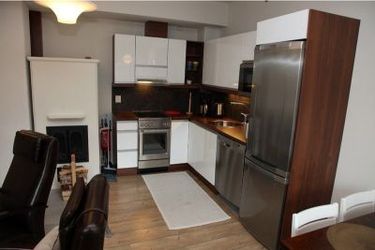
[
  {"left": 112, "top": 85, "right": 250, "bottom": 121},
  {"left": 112, "top": 86, "right": 193, "bottom": 113}
]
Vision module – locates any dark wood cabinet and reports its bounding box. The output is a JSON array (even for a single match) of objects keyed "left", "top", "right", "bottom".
[{"left": 280, "top": 10, "right": 360, "bottom": 241}]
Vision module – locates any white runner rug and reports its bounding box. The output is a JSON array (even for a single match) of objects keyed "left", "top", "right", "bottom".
[{"left": 142, "top": 171, "right": 230, "bottom": 230}]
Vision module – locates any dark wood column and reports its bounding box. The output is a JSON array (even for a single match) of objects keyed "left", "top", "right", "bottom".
[{"left": 29, "top": 10, "right": 43, "bottom": 56}]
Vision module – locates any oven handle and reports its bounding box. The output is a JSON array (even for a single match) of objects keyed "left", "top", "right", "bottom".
[{"left": 139, "top": 129, "right": 170, "bottom": 134}]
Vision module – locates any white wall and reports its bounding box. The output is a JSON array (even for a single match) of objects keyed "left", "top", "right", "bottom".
[
  {"left": 95, "top": 1, "right": 228, "bottom": 27},
  {"left": 0, "top": 2, "right": 32, "bottom": 184},
  {"left": 226, "top": 2, "right": 375, "bottom": 202},
  {"left": 42, "top": 14, "right": 200, "bottom": 115}
]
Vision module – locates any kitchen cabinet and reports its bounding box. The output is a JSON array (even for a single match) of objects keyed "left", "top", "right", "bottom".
[
  {"left": 170, "top": 120, "right": 188, "bottom": 164},
  {"left": 256, "top": 9, "right": 309, "bottom": 45},
  {"left": 117, "top": 121, "right": 138, "bottom": 168},
  {"left": 167, "top": 39, "right": 186, "bottom": 84},
  {"left": 114, "top": 34, "right": 136, "bottom": 83},
  {"left": 188, "top": 122, "right": 217, "bottom": 185},
  {"left": 136, "top": 36, "right": 168, "bottom": 66},
  {"left": 203, "top": 31, "right": 256, "bottom": 89},
  {"left": 135, "top": 36, "right": 169, "bottom": 81}
]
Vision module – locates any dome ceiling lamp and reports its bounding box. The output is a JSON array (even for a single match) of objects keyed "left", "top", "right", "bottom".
[{"left": 35, "top": 0, "right": 97, "bottom": 24}]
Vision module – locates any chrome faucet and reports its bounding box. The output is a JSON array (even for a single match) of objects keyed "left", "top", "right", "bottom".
[{"left": 230, "top": 101, "right": 250, "bottom": 138}]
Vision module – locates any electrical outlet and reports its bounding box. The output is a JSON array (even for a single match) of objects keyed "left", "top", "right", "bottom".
[{"left": 115, "top": 95, "right": 122, "bottom": 104}]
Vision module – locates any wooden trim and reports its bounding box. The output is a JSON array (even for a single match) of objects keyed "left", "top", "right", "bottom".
[
  {"left": 117, "top": 167, "right": 138, "bottom": 176},
  {"left": 280, "top": 10, "right": 360, "bottom": 240},
  {"left": 29, "top": 10, "right": 43, "bottom": 57},
  {"left": 187, "top": 164, "right": 219, "bottom": 194},
  {"left": 116, "top": 163, "right": 218, "bottom": 194},
  {"left": 168, "top": 163, "right": 189, "bottom": 172}
]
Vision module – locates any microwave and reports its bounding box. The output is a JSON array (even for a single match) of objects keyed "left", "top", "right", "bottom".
[{"left": 238, "top": 60, "right": 253, "bottom": 93}]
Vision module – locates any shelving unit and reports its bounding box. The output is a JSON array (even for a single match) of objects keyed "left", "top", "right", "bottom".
[{"left": 185, "top": 41, "right": 204, "bottom": 84}]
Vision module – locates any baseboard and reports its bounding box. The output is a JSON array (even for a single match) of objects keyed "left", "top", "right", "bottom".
[
  {"left": 117, "top": 167, "right": 138, "bottom": 176},
  {"left": 168, "top": 163, "right": 189, "bottom": 172},
  {"left": 186, "top": 164, "right": 219, "bottom": 194},
  {"left": 116, "top": 163, "right": 218, "bottom": 194}
]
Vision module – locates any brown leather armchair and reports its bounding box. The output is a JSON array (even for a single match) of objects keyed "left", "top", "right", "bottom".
[
  {"left": 33, "top": 175, "right": 110, "bottom": 250},
  {"left": 0, "top": 130, "right": 58, "bottom": 249}
]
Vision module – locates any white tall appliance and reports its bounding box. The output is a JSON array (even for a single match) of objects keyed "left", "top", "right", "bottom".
[{"left": 28, "top": 57, "right": 100, "bottom": 188}]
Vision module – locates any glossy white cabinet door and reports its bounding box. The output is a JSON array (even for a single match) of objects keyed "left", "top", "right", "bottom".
[
  {"left": 136, "top": 36, "right": 168, "bottom": 66},
  {"left": 170, "top": 121, "right": 188, "bottom": 164},
  {"left": 117, "top": 150, "right": 138, "bottom": 168},
  {"left": 168, "top": 39, "right": 186, "bottom": 84},
  {"left": 256, "top": 9, "right": 309, "bottom": 45},
  {"left": 114, "top": 34, "right": 136, "bottom": 83},
  {"left": 188, "top": 122, "right": 217, "bottom": 185},
  {"left": 117, "top": 121, "right": 138, "bottom": 169},
  {"left": 203, "top": 31, "right": 256, "bottom": 89}
]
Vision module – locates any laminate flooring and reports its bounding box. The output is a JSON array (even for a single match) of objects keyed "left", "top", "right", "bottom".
[{"left": 104, "top": 172, "right": 266, "bottom": 250}]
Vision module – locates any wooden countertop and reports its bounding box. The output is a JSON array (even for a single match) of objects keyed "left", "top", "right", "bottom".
[{"left": 113, "top": 112, "right": 247, "bottom": 144}]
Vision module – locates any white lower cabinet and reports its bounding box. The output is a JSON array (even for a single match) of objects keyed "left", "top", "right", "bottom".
[
  {"left": 188, "top": 122, "right": 217, "bottom": 185},
  {"left": 117, "top": 121, "right": 138, "bottom": 169},
  {"left": 170, "top": 121, "right": 189, "bottom": 164}
]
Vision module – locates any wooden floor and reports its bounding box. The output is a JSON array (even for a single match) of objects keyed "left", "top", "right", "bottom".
[{"left": 104, "top": 171, "right": 265, "bottom": 250}]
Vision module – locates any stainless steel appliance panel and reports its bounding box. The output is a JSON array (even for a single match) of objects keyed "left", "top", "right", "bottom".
[
  {"left": 139, "top": 128, "right": 170, "bottom": 161},
  {"left": 247, "top": 41, "right": 305, "bottom": 176},
  {"left": 215, "top": 136, "right": 245, "bottom": 207},
  {"left": 240, "top": 159, "right": 287, "bottom": 250}
]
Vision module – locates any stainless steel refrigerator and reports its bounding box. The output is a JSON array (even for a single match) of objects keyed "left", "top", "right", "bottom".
[{"left": 240, "top": 40, "right": 305, "bottom": 250}]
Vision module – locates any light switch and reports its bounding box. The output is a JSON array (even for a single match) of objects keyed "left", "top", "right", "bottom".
[{"left": 115, "top": 95, "right": 122, "bottom": 104}]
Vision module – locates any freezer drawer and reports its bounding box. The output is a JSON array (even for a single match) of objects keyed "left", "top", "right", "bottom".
[
  {"left": 240, "top": 159, "right": 287, "bottom": 250},
  {"left": 215, "top": 135, "right": 245, "bottom": 207}
]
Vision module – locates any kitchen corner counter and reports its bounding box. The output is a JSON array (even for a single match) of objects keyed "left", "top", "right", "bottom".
[
  {"left": 190, "top": 116, "right": 247, "bottom": 145},
  {"left": 113, "top": 112, "right": 247, "bottom": 145}
]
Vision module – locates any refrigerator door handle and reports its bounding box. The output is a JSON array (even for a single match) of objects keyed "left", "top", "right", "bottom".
[{"left": 247, "top": 161, "right": 288, "bottom": 185}]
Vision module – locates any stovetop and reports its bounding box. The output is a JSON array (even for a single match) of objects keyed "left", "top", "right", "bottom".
[{"left": 134, "top": 111, "right": 167, "bottom": 118}]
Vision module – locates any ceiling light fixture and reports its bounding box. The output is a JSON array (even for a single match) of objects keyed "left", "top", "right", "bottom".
[{"left": 36, "top": 0, "right": 96, "bottom": 24}]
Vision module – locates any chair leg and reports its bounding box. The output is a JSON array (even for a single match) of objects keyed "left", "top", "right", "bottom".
[{"left": 27, "top": 207, "right": 46, "bottom": 242}]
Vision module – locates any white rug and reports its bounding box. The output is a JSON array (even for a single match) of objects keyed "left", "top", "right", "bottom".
[{"left": 142, "top": 171, "right": 230, "bottom": 230}]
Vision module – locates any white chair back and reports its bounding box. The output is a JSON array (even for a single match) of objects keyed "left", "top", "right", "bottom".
[
  {"left": 291, "top": 203, "right": 338, "bottom": 237},
  {"left": 339, "top": 190, "right": 375, "bottom": 222}
]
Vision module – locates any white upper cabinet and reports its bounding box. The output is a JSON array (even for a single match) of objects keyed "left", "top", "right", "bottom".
[
  {"left": 203, "top": 31, "right": 256, "bottom": 89},
  {"left": 256, "top": 9, "right": 309, "bottom": 45},
  {"left": 136, "top": 36, "right": 168, "bottom": 66},
  {"left": 114, "top": 34, "right": 136, "bottom": 83},
  {"left": 167, "top": 39, "right": 186, "bottom": 84}
]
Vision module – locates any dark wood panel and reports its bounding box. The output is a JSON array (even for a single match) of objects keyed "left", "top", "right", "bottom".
[
  {"left": 280, "top": 10, "right": 360, "bottom": 240},
  {"left": 117, "top": 167, "right": 138, "bottom": 176},
  {"left": 187, "top": 164, "right": 219, "bottom": 194},
  {"left": 29, "top": 11, "right": 43, "bottom": 56},
  {"left": 145, "top": 21, "right": 168, "bottom": 38}
]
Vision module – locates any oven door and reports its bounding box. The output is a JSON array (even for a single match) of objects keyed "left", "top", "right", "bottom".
[{"left": 139, "top": 129, "right": 170, "bottom": 161}]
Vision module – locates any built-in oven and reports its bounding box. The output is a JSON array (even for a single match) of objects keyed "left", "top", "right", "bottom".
[
  {"left": 138, "top": 116, "right": 171, "bottom": 169},
  {"left": 238, "top": 60, "right": 254, "bottom": 93}
]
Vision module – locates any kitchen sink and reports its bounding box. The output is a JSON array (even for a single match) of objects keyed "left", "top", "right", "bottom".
[{"left": 210, "top": 120, "right": 243, "bottom": 128}]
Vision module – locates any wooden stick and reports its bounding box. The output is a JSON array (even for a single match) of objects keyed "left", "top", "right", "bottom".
[{"left": 71, "top": 154, "right": 77, "bottom": 185}]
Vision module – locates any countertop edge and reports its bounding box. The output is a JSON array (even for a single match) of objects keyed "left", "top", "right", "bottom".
[{"left": 113, "top": 112, "right": 247, "bottom": 145}]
